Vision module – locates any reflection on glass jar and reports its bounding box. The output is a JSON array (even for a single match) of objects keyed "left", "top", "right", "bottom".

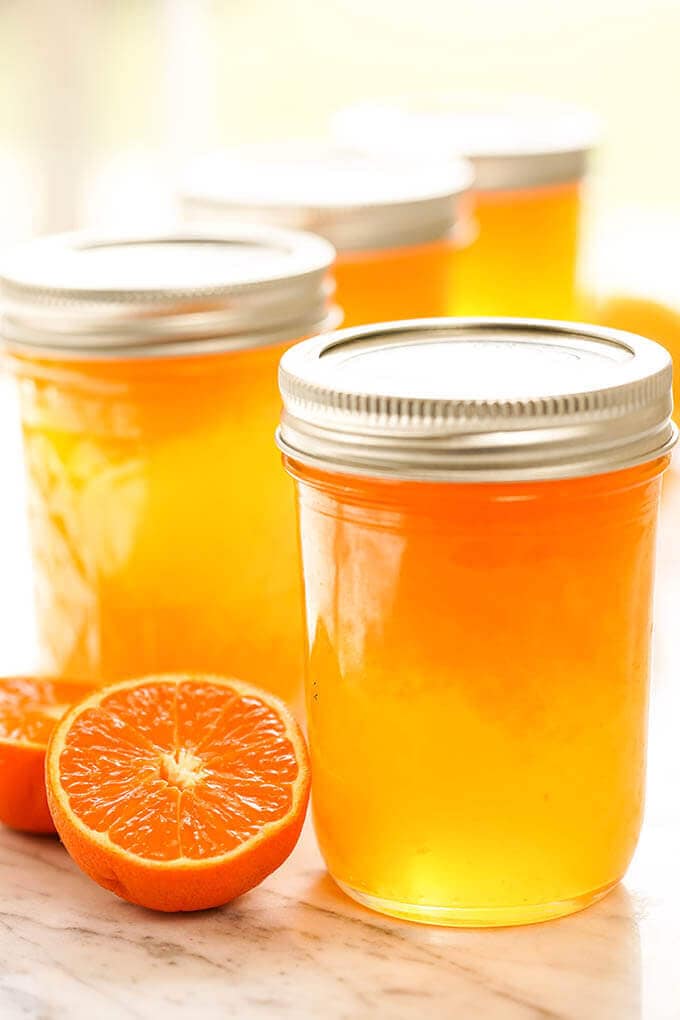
[
  {"left": 2, "top": 226, "right": 335, "bottom": 708},
  {"left": 278, "top": 317, "right": 675, "bottom": 926},
  {"left": 333, "top": 96, "right": 597, "bottom": 320},
  {"left": 181, "top": 141, "right": 472, "bottom": 327}
]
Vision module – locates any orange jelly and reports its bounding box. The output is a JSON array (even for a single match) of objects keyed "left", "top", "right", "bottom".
[
  {"left": 331, "top": 238, "right": 453, "bottom": 328},
  {"left": 278, "top": 318, "right": 675, "bottom": 926},
  {"left": 1, "top": 227, "right": 335, "bottom": 706},
  {"left": 333, "top": 96, "right": 596, "bottom": 319},
  {"left": 456, "top": 180, "right": 582, "bottom": 318},
  {"left": 181, "top": 142, "right": 472, "bottom": 326}
]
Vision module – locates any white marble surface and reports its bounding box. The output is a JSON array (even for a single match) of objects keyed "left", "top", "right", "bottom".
[
  {"left": 0, "top": 815, "right": 671, "bottom": 1020},
  {"left": 1, "top": 384, "right": 680, "bottom": 1019}
]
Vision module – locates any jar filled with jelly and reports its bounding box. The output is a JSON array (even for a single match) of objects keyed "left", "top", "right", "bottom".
[
  {"left": 1, "top": 226, "right": 335, "bottom": 706},
  {"left": 334, "top": 96, "right": 597, "bottom": 319},
  {"left": 181, "top": 142, "right": 472, "bottom": 327},
  {"left": 278, "top": 317, "right": 675, "bottom": 925}
]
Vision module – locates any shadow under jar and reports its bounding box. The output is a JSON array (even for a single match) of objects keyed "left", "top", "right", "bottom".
[
  {"left": 1, "top": 226, "right": 336, "bottom": 707},
  {"left": 333, "top": 96, "right": 597, "bottom": 320},
  {"left": 277, "top": 317, "right": 676, "bottom": 926},
  {"left": 180, "top": 141, "right": 472, "bottom": 328}
]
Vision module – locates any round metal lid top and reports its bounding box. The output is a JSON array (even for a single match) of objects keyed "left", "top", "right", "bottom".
[
  {"left": 333, "top": 96, "right": 598, "bottom": 191},
  {"left": 277, "top": 318, "right": 676, "bottom": 482},
  {"left": 0, "top": 226, "right": 336, "bottom": 357},
  {"left": 182, "top": 142, "right": 473, "bottom": 251}
]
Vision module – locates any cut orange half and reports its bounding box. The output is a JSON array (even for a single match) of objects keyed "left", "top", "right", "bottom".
[
  {"left": 0, "top": 676, "right": 95, "bottom": 833},
  {"left": 45, "top": 674, "right": 310, "bottom": 912}
]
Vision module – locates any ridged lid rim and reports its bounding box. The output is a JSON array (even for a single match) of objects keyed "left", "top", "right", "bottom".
[
  {"left": 181, "top": 143, "right": 474, "bottom": 251},
  {"left": 0, "top": 225, "right": 336, "bottom": 357},
  {"left": 277, "top": 317, "right": 676, "bottom": 483}
]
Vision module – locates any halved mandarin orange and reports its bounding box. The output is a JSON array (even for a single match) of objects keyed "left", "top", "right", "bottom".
[
  {"left": 45, "top": 674, "right": 310, "bottom": 912},
  {"left": 0, "top": 676, "right": 95, "bottom": 833}
]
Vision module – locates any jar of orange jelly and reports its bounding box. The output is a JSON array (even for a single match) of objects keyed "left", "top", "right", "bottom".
[
  {"left": 181, "top": 142, "right": 472, "bottom": 327},
  {"left": 333, "top": 97, "right": 597, "bottom": 320},
  {"left": 277, "top": 317, "right": 676, "bottom": 926},
  {"left": 1, "top": 227, "right": 336, "bottom": 706}
]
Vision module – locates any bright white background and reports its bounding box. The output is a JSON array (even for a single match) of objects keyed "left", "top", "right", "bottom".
[{"left": 1, "top": 0, "right": 680, "bottom": 239}]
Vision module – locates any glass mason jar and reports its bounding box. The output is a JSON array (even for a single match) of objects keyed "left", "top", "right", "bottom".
[
  {"left": 278, "top": 318, "right": 676, "bottom": 926},
  {"left": 333, "top": 96, "right": 597, "bottom": 320},
  {"left": 180, "top": 142, "right": 472, "bottom": 327},
  {"left": 1, "top": 226, "right": 336, "bottom": 707}
]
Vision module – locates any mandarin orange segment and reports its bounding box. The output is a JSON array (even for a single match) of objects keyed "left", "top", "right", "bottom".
[
  {"left": 0, "top": 676, "right": 94, "bottom": 833},
  {"left": 107, "top": 782, "right": 181, "bottom": 861},
  {"left": 179, "top": 784, "right": 260, "bottom": 858},
  {"left": 98, "top": 681, "right": 178, "bottom": 751},
  {"left": 0, "top": 677, "right": 91, "bottom": 745},
  {"left": 175, "top": 678, "right": 240, "bottom": 752},
  {"left": 45, "top": 674, "right": 310, "bottom": 911},
  {"left": 57, "top": 711, "right": 163, "bottom": 834}
]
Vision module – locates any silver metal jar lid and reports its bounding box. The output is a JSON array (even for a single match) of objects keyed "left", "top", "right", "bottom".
[
  {"left": 181, "top": 142, "right": 473, "bottom": 252},
  {"left": 332, "top": 96, "right": 598, "bottom": 192},
  {"left": 0, "top": 226, "right": 336, "bottom": 358},
  {"left": 277, "top": 318, "right": 676, "bottom": 482}
]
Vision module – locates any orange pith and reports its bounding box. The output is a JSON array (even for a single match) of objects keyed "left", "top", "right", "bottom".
[
  {"left": 0, "top": 676, "right": 94, "bottom": 833},
  {"left": 45, "top": 674, "right": 310, "bottom": 912}
]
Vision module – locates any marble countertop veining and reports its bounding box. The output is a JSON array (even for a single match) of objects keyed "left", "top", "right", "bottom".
[
  {"left": 1, "top": 807, "right": 679, "bottom": 1020},
  {"left": 1, "top": 391, "right": 680, "bottom": 1019}
]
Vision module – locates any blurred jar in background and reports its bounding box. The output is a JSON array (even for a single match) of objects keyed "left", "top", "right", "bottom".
[
  {"left": 1, "top": 227, "right": 335, "bottom": 707},
  {"left": 181, "top": 142, "right": 472, "bottom": 327},
  {"left": 333, "top": 96, "right": 597, "bottom": 320},
  {"left": 279, "top": 318, "right": 675, "bottom": 926}
]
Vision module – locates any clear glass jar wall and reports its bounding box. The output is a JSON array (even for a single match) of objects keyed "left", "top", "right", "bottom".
[
  {"left": 455, "top": 180, "right": 583, "bottom": 319},
  {"left": 2, "top": 227, "right": 335, "bottom": 708},
  {"left": 288, "top": 457, "right": 666, "bottom": 924},
  {"left": 332, "top": 237, "right": 454, "bottom": 327},
  {"left": 278, "top": 317, "right": 675, "bottom": 925},
  {"left": 11, "top": 344, "right": 303, "bottom": 700}
]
